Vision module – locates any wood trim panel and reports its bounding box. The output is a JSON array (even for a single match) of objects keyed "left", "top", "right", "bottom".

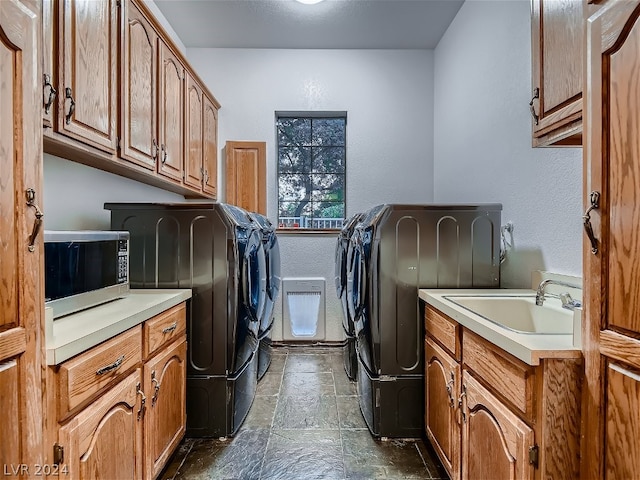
[
  {"left": 425, "top": 305, "right": 460, "bottom": 360},
  {"left": 0, "top": 327, "right": 27, "bottom": 362},
  {"left": 537, "top": 358, "right": 582, "bottom": 480},
  {"left": 600, "top": 329, "right": 640, "bottom": 369},
  {"left": 462, "top": 330, "right": 535, "bottom": 418}
]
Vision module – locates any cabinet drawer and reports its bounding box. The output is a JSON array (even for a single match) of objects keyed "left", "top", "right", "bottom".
[
  {"left": 426, "top": 305, "right": 460, "bottom": 359},
  {"left": 58, "top": 325, "right": 142, "bottom": 418},
  {"left": 462, "top": 330, "right": 535, "bottom": 417},
  {"left": 143, "top": 302, "right": 186, "bottom": 359}
]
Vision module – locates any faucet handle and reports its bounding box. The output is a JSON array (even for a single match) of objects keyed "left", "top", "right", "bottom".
[{"left": 559, "top": 292, "right": 582, "bottom": 310}]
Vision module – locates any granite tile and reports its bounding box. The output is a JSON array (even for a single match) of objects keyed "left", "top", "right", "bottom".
[
  {"left": 285, "top": 353, "right": 335, "bottom": 373},
  {"left": 334, "top": 368, "right": 357, "bottom": 396},
  {"left": 341, "top": 430, "right": 430, "bottom": 479},
  {"left": 243, "top": 395, "right": 277, "bottom": 429},
  {"left": 266, "top": 353, "right": 287, "bottom": 374},
  {"left": 336, "top": 395, "right": 368, "bottom": 429},
  {"left": 262, "top": 431, "right": 344, "bottom": 480},
  {"left": 280, "top": 371, "right": 335, "bottom": 396},
  {"left": 174, "top": 429, "right": 269, "bottom": 480},
  {"left": 256, "top": 372, "right": 282, "bottom": 396},
  {"left": 273, "top": 394, "right": 340, "bottom": 430},
  {"left": 158, "top": 437, "right": 196, "bottom": 480}
]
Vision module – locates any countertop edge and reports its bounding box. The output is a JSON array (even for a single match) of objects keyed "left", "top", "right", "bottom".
[
  {"left": 420, "top": 288, "right": 582, "bottom": 366},
  {"left": 47, "top": 289, "right": 192, "bottom": 365}
]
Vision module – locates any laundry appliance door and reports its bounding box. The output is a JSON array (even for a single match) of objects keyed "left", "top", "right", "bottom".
[
  {"left": 259, "top": 233, "right": 281, "bottom": 336},
  {"left": 241, "top": 229, "right": 267, "bottom": 336}
]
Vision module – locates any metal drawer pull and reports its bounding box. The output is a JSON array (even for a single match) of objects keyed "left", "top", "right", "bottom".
[
  {"left": 162, "top": 322, "right": 178, "bottom": 334},
  {"left": 43, "top": 74, "right": 57, "bottom": 114},
  {"left": 583, "top": 191, "right": 600, "bottom": 254},
  {"left": 136, "top": 382, "right": 146, "bottom": 420},
  {"left": 151, "top": 371, "right": 160, "bottom": 406},
  {"left": 64, "top": 87, "right": 75, "bottom": 125},
  {"left": 25, "top": 189, "right": 44, "bottom": 252},
  {"left": 95, "top": 355, "right": 125, "bottom": 375}
]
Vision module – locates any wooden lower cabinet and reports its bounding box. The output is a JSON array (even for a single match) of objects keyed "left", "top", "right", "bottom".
[
  {"left": 425, "top": 338, "right": 460, "bottom": 480},
  {"left": 461, "top": 372, "right": 534, "bottom": 480},
  {"left": 53, "top": 303, "right": 187, "bottom": 479},
  {"left": 424, "top": 307, "right": 581, "bottom": 480},
  {"left": 144, "top": 339, "right": 187, "bottom": 480},
  {"left": 58, "top": 369, "right": 144, "bottom": 479}
]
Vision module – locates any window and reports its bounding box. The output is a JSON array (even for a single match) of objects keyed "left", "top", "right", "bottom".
[{"left": 276, "top": 112, "right": 346, "bottom": 230}]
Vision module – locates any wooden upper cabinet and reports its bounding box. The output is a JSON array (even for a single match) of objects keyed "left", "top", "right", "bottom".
[
  {"left": 58, "top": 0, "right": 118, "bottom": 152},
  {"left": 184, "top": 73, "right": 204, "bottom": 190},
  {"left": 184, "top": 75, "right": 219, "bottom": 197},
  {"left": 226, "top": 141, "right": 267, "bottom": 214},
  {"left": 583, "top": 2, "right": 640, "bottom": 477},
  {"left": 203, "top": 94, "right": 219, "bottom": 197},
  {"left": 42, "top": 0, "right": 55, "bottom": 129},
  {"left": 530, "top": 0, "right": 583, "bottom": 147},
  {"left": 122, "top": 0, "right": 158, "bottom": 170},
  {"left": 0, "top": 0, "right": 44, "bottom": 468},
  {"left": 158, "top": 41, "right": 185, "bottom": 184}
]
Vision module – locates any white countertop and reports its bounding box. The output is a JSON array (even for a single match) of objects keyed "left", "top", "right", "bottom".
[
  {"left": 46, "top": 289, "right": 192, "bottom": 365},
  {"left": 419, "top": 288, "right": 582, "bottom": 366}
]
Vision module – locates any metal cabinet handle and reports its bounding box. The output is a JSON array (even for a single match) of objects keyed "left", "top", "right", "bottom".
[
  {"left": 151, "top": 371, "right": 160, "bottom": 406},
  {"left": 160, "top": 144, "right": 167, "bottom": 164},
  {"left": 445, "top": 371, "right": 455, "bottom": 408},
  {"left": 458, "top": 384, "right": 467, "bottom": 423},
  {"left": 529, "top": 88, "right": 539, "bottom": 125},
  {"left": 583, "top": 191, "right": 600, "bottom": 254},
  {"left": 162, "top": 322, "right": 177, "bottom": 334},
  {"left": 95, "top": 354, "right": 125, "bottom": 375},
  {"left": 43, "top": 74, "right": 57, "bottom": 114},
  {"left": 25, "top": 189, "right": 44, "bottom": 252},
  {"left": 152, "top": 139, "right": 159, "bottom": 161},
  {"left": 136, "top": 382, "right": 146, "bottom": 420},
  {"left": 64, "top": 87, "right": 75, "bottom": 125}
]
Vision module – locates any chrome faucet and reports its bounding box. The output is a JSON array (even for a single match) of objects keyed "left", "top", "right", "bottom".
[{"left": 535, "top": 279, "right": 582, "bottom": 310}]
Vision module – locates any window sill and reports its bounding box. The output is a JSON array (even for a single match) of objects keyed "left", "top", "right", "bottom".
[{"left": 276, "top": 228, "right": 340, "bottom": 236}]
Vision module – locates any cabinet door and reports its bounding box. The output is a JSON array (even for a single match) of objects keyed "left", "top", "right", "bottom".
[
  {"left": 530, "top": 0, "right": 583, "bottom": 146},
  {"left": 225, "top": 141, "right": 266, "bottom": 214},
  {"left": 184, "top": 73, "right": 203, "bottom": 190},
  {"left": 121, "top": 0, "right": 158, "bottom": 170},
  {"left": 202, "top": 94, "right": 218, "bottom": 197},
  {"left": 144, "top": 339, "right": 186, "bottom": 480},
  {"left": 425, "top": 338, "right": 460, "bottom": 480},
  {"left": 584, "top": 2, "right": 640, "bottom": 477},
  {"left": 59, "top": 0, "right": 118, "bottom": 152},
  {"left": 461, "top": 372, "right": 534, "bottom": 480},
  {"left": 58, "top": 370, "right": 144, "bottom": 479},
  {"left": 605, "top": 362, "right": 640, "bottom": 477},
  {"left": 42, "top": 0, "right": 55, "bottom": 129},
  {"left": 0, "top": 0, "right": 44, "bottom": 468},
  {"left": 158, "top": 41, "right": 184, "bottom": 183}
]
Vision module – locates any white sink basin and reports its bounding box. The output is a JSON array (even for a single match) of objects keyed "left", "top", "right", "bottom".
[{"left": 443, "top": 295, "right": 574, "bottom": 335}]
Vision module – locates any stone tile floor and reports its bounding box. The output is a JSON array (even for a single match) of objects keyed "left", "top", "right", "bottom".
[{"left": 160, "top": 345, "right": 448, "bottom": 480}]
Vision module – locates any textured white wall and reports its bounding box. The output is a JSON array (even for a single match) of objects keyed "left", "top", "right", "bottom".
[
  {"left": 433, "top": 0, "right": 583, "bottom": 287},
  {"left": 43, "top": 154, "right": 184, "bottom": 230},
  {"left": 187, "top": 48, "right": 435, "bottom": 340}
]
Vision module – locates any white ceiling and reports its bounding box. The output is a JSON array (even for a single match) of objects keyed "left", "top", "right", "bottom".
[{"left": 153, "top": 0, "right": 465, "bottom": 50}]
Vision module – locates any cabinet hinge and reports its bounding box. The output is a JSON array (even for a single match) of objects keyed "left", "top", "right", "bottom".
[
  {"left": 528, "top": 444, "right": 539, "bottom": 469},
  {"left": 53, "top": 443, "right": 64, "bottom": 465}
]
